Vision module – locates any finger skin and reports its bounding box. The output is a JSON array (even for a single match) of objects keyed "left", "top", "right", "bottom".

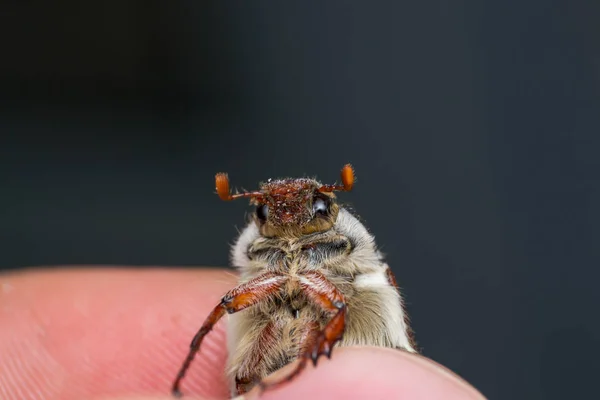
[
  {"left": 0, "top": 268, "right": 486, "bottom": 400},
  {"left": 252, "top": 347, "right": 486, "bottom": 400},
  {"left": 96, "top": 347, "right": 489, "bottom": 400},
  {"left": 0, "top": 268, "right": 237, "bottom": 400}
]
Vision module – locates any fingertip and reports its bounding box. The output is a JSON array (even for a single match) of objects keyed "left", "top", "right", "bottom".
[{"left": 249, "top": 347, "right": 486, "bottom": 400}]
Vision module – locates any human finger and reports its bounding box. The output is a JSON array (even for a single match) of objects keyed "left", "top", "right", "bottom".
[
  {"left": 0, "top": 267, "right": 237, "bottom": 400},
  {"left": 248, "top": 347, "right": 486, "bottom": 400}
]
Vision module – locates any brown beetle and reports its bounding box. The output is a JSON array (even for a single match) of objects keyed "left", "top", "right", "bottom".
[{"left": 172, "top": 164, "right": 416, "bottom": 397}]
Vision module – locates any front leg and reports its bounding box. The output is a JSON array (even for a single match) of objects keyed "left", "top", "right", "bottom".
[
  {"left": 259, "top": 271, "right": 346, "bottom": 392},
  {"left": 171, "top": 272, "right": 287, "bottom": 397}
]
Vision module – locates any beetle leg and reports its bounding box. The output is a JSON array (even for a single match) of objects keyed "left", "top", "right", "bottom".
[
  {"left": 171, "top": 272, "right": 287, "bottom": 398},
  {"left": 235, "top": 376, "right": 253, "bottom": 396},
  {"left": 259, "top": 272, "right": 346, "bottom": 392},
  {"left": 233, "top": 320, "right": 278, "bottom": 396}
]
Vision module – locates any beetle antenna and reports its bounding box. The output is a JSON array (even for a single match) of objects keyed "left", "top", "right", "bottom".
[
  {"left": 318, "top": 164, "right": 355, "bottom": 193},
  {"left": 215, "top": 173, "right": 263, "bottom": 201}
]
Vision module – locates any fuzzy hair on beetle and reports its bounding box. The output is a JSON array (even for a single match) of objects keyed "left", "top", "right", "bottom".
[{"left": 172, "top": 164, "right": 417, "bottom": 397}]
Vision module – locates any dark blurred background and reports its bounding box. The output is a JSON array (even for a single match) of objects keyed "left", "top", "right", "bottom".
[{"left": 1, "top": 1, "right": 599, "bottom": 399}]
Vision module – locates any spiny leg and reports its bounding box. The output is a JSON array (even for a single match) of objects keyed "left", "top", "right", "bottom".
[
  {"left": 235, "top": 376, "right": 253, "bottom": 396},
  {"left": 234, "top": 320, "right": 278, "bottom": 396},
  {"left": 259, "top": 272, "right": 346, "bottom": 392},
  {"left": 260, "top": 320, "right": 321, "bottom": 391},
  {"left": 171, "top": 272, "right": 287, "bottom": 398}
]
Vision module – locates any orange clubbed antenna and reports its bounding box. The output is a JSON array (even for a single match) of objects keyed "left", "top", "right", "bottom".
[
  {"left": 318, "top": 164, "right": 355, "bottom": 193},
  {"left": 215, "top": 173, "right": 232, "bottom": 201},
  {"left": 340, "top": 163, "right": 354, "bottom": 191},
  {"left": 215, "top": 172, "right": 263, "bottom": 201}
]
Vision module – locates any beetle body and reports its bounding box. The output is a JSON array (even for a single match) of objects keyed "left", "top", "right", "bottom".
[{"left": 172, "top": 165, "right": 417, "bottom": 397}]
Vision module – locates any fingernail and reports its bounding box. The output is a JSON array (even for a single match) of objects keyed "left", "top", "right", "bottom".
[{"left": 231, "top": 395, "right": 245, "bottom": 400}]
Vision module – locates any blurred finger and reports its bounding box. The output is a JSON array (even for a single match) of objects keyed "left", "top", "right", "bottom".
[
  {"left": 248, "top": 347, "right": 486, "bottom": 400},
  {"left": 0, "top": 267, "right": 238, "bottom": 400}
]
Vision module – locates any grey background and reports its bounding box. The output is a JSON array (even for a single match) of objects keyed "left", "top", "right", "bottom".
[{"left": 1, "top": 2, "right": 599, "bottom": 399}]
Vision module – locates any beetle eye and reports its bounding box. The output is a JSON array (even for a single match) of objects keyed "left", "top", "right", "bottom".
[
  {"left": 256, "top": 204, "right": 269, "bottom": 222},
  {"left": 313, "top": 197, "right": 329, "bottom": 216}
]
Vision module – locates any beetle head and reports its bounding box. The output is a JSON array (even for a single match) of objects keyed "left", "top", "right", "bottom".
[{"left": 215, "top": 164, "right": 355, "bottom": 236}]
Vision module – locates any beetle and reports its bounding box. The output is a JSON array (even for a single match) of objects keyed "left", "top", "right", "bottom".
[{"left": 172, "top": 164, "right": 417, "bottom": 397}]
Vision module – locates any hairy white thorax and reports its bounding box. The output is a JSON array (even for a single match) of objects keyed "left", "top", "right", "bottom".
[{"left": 225, "top": 207, "right": 416, "bottom": 394}]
